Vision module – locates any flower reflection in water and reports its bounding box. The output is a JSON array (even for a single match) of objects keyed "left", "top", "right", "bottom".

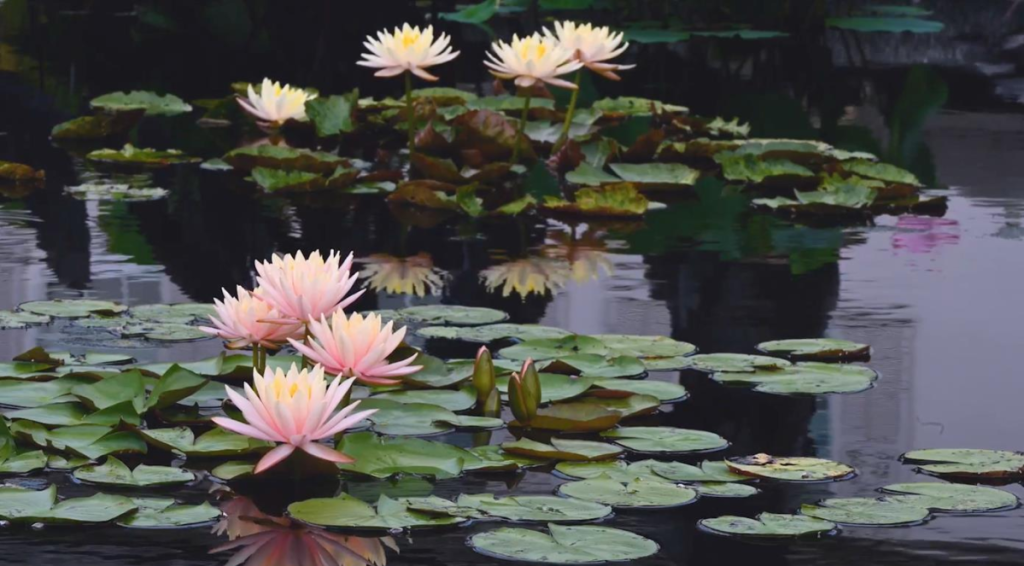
[
  {"left": 212, "top": 497, "right": 396, "bottom": 566},
  {"left": 480, "top": 257, "right": 571, "bottom": 299},
  {"left": 544, "top": 226, "right": 616, "bottom": 284},
  {"left": 358, "top": 253, "right": 448, "bottom": 297},
  {"left": 892, "top": 215, "right": 960, "bottom": 254}
]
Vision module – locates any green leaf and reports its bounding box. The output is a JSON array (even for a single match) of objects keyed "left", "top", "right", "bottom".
[
  {"left": 6, "top": 403, "right": 89, "bottom": 426},
  {"left": 801, "top": 498, "right": 929, "bottom": 526},
  {"left": 251, "top": 167, "right": 324, "bottom": 192},
  {"left": 542, "top": 184, "right": 650, "bottom": 217},
  {"left": 129, "top": 303, "right": 215, "bottom": 323},
  {"left": 357, "top": 398, "right": 453, "bottom": 436},
  {"left": 609, "top": 163, "right": 700, "bottom": 187},
  {"left": 0, "top": 485, "right": 137, "bottom": 524},
  {"left": 496, "top": 373, "right": 595, "bottom": 403},
  {"left": 50, "top": 112, "right": 143, "bottom": 140},
  {"left": 592, "top": 379, "right": 688, "bottom": 402},
  {"left": 289, "top": 494, "right": 465, "bottom": 530},
  {"left": 565, "top": 163, "right": 620, "bottom": 186},
  {"left": 440, "top": 0, "right": 498, "bottom": 24},
  {"left": 714, "top": 362, "right": 878, "bottom": 395},
  {"left": 700, "top": 513, "right": 835, "bottom": 538},
  {"left": 86, "top": 145, "right": 201, "bottom": 168},
  {"left": 145, "top": 364, "right": 210, "bottom": 410},
  {"left": 685, "top": 353, "right": 791, "bottom": 373},
  {"left": 305, "top": 91, "right": 359, "bottom": 137},
  {"left": 73, "top": 456, "right": 194, "bottom": 487},
  {"left": 592, "top": 97, "right": 688, "bottom": 116},
  {"left": 464, "top": 445, "right": 550, "bottom": 472},
  {"left": 726, "top": 455, "right": 855, "bottom": 482},
  {"left": 0, "top": 376, "right": 92, "bottom": 408},
  {"left": 622, "top": 28, "right": 691, "bottom": 44},
  {"left": 457, "top": 184, "right": 485, "bottom": 217},
  {"left": 139, "top": 427, "right": 272, "bottom": 457},
  {"left": 397, "top": 305, "right": 507, "bottom": 325},
  {"left": 0, "top": 450, "right": 48, "bottom": 473},
  {"left": 827, "top": 16, "right": 944, "bottom": 33},
  {"left": 842, "top": 159, "right": 921, "bottom": 186},
  {"left": 72, "top": 371, "right": 146, "bottom": 412},
  {"left": 119, "top": 502, "right": 221, "bottom": 528},
  {"left": 370, "top": 387, "right": 476, "bottom": 412},
  {"left": 575, "top": 393, "right": 661, "bottom": 419},
  {"left": 527, "top": 403, "right": 622, "bottom": 432},
  {"left": 501, "top": 437, "right": 622, "bottom": 461},
  {"left": 0, "top": 310, "right": 51, "bottom": 329},
  {"left": 717, "top": 154, "right": 814, "bottom": 184},
  {"left": 756, "top": 338, "right": 870, "bottom": 360},
  {"left": 881, "top": 483, "right": 1018, "bottom": 512},
  {"left": 559, "top": 476, "right": 698, "bottom": 508},
  {"left": 593, "top": 334, "right": 698, "bottom": 359},
  {"left": 601, "top": 426, "right": 729, "bottom": 454},
  {"left": 452, "top": 493, "right": 611, "bottom": 522},
  {"left": 469, "top": 524, "right": 659, "bottom": 564},
  {"left": 336, "top": 432, "right": 469, "bottom": 479},
  {"left": 419, "top": 323, "right": 571, "bottom": 343},
  {"left": 18, "top": 299, "right": 126, "bottom": 318},
  {"left": 543, "top": 354, "right": 646, "bottom": 379},
  {"left": 90, "top": 91, "right": 193, "bottom": 116},
  {"left": 900, "top": 449, "right": 1024, "bottom": 478},
  {"left": 222, "top": 145, "right": 347, "bottom": 174},
  {"left": 499, "top": 335, "right": 608, "bottom": 362}
]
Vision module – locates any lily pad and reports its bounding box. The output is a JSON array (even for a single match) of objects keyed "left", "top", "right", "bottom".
[
  {"left": 90, "top": 91, "right": 193, "bottom": 116},
  {"left": 86, "top": 145, "right": 201, "bottom": 168},
  {"left": 558, "top": 476, "right": 698, "bottom": 508},
  {"left": 12, "top": 422, "right": 147, "bottom": 459},
  {"left": 73, "top": 457, "right": 194, "bottom": 487},
  {"left": 223, "top": 145, "right": 347, "bottom": 174},
  {"left": 452, "top": 493, "right": 612, "bottom": 522},
  {"left": 686, "top": 353, "right": 791, "bottom": 373},
  {"left": 464, "top": 445, "right": 550, "bottom": 472},
  {"left": 542, "top": 184, "right": 650, "bottom": 218},
  {"left": 841, "top": 159, "right": 921, "bottom": 186},
  {"left": 756, "top": 339, "right": 870, "bottom": 360},
  {"left": 496, "top": 373, "right": 595, "bottom": 403},
  {"left": 469, "top": 524, "right": 659, "bottom": 564},
  {"left": 592, "top": 97, "right": 687, "bottom": 117},
  {"left": 900, "top": 449, "right": 1024, "bottom": 478},
  {"left": 501, "top": 437, "right": 622, "bottom": 461},
  {"left": 138, "top": 427, "right": 272, "bottom": 457},
  {"left": 543, "top": 355, "right": 646, "bottom": 379},
  {"left": 525, "top": 403, "right": 622, "bottom": 433},
  {"left": 718, "top": 154, "right": 814, "bottom": 184},
  {"left": 210, "top": 460, "right": 256, "bottom": 481},
  {"left": 396, "top": 305, "right": 508, "bottom": 326},
  {"left": 880, "top": 483, "right": 1019, "bottom": 513},
  {"left": 19, "top": 299, "right": 127, "bottom": 318},
  {"left": 288, "top": 493, "right": 465, "bottom": 530},
  {"left": 0, "top": 310, "right": 51, "bottom": 329},
  {"left": 119, "top": 501, "right": 221, "bottom": 528},
  {"left": 827, "top": 16, "right": 944, "bottom": 33},
  {"left": 0, "top": 376, "right": 95, "bottom": 408},
  {"left": 129, "top": 303, "right": 214, "bottom": 323},
  {"left": 726, "top": 455, "right": 855, "bottom": 482},
  {"left": 121, "top": 322, "right": 211, "bottom": 342},
  {"left": 370, "top": 387, "right": 476, "bottom": 412},
  {"left": 0, "top": 485, "right": 136, "bottom": 524},
  {"left": 499, "top": 336, "right": 608, "bottom": 362},
  {"left": 592, "top": 379, "right": 688, "bottom": 402},
  {"left": 337, "top": 432, "right": 469, "bottom": 479},
  {"left": 575, "top": 394, "right": 661, "bottom": 419},
  {"left": 801, "top": 497, "right": 929, "bottom": 526},
  {"left": 700, "top": 513, "right": 836, "bottom": 538},
  {"left": 642, "top": 460, "right": 749, "bottom": 483},
  {"left": 713, "top": 362, "right": 878, "bottom": 395},
  {"left": 601, "top": 426, "right": 729, "bottom": 454},
  {"left": 695, "top": 483, "right": 760, "bottom": 498},
  {"left": 609, "top": 163, "right": 700, "bottom": 188},
  {"left": 593, "top": 334, "right": 698, "bottom": 359},
  {"left": 417, "top": 323, "right": 571, "bottom": 343}
]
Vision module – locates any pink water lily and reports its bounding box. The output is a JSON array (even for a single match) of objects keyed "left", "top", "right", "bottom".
[
  {"left": 212, "top": 364, "right": 375, "bottom": 474},
  {"left": 200, "top": 286, "right": 302, "bottom": 349},
  {"left": 289, "top": 311, "right": 421, "bottom": 386},
  {"left": 254, "top": 250, "right": 364, "bottom": 324}
]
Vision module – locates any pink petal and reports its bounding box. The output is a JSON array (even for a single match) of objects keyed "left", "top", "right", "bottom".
[
  {"left": 300, "top": 441, "right": 355, "bottom": 464},
  {"left": 254, "top": 443, "right": 296, "bottom": 474},
  {"left": 211, "top": 416, "right": 279, "bottom": 443}
]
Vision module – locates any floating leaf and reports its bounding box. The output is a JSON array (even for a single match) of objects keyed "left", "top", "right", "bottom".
[
  {"left": 0, "top": 161, "right": 45, "bottom": 184},
  {"left": 357, "top": 398, "right": 454, "bottom": 436},
  {"left": 593, "top": 334, "right": 698, "bottom": 359},
  {"left": 397, "top": 305, "right": 508, "bottom": 325},
  {"left": 452, "top": 493, "right": 611, "bottom": 522},
  {"left": 90, "top": 91, "right": 192, "bottom": 116},
  {"left": 696, "top": 483, "right": 760, "bottom": 497},
  {"left": 223, "top": 145, "right": 347, "bottom": 174},
  {"left": 601, "top": 426, "right": 729, "bottom": 454},
  {"left": 526, "top": 403, "right": 622, "bottom": 433},
  {"left": 714, "top": 362, "right": 878, "bottom": 395},
  {"left": 0, "top": 485, "right": 136, "bottom": 524},
  {"left": 418, "top": 323, "right": 571, "bottom": 343},
  {"left": 880, "top": 483, "right": 1019, "bottom": 513},
  {"left": 755, "top": 339, "right": 870, "bottom": 360},
  {"left": 592, "top": 97, "right": 687, "bottom": 117},
  {"left": 544, "top": 354, "right": 646, "bottom": 379},
  {"left": 464, "top": 445, "right": 549, "bottom": 472},
  {"left": 622, "top": 27, "right": 691, "bottom": 44},
  {"left": 841, "top": 159, "right": 921, "bottom": 186},
  {"left": 496, "top": 373, "right": 595, "bottom": 403},
  {"left": 139, "top": 427, "right": 272, "bottom": 457},
  {"left": 559, "top": 476, "right": 698, "bottom": 508},
  {"left": 289, "top": 494, "right": 465, "bottom": 530},
  {"left": 86, "top": 145, "right": 201, "bottom": 168},
  {"left": 718, "top": 154, "right": 814, "bottom": 184},
  {"left": 499, "top": 335, "right": 608, "bottom": 362},
  {"left": 51, "top": 111, "right": 144, "bottom": 140},
  {"left": 129, "top": 303, "right": 215, "bottom": 324},
  {"left": 609, "top": 163, "right": 700, "bottom": 188},
  {"left": 305, "top": 91, "right": 358, "bottom": 137},
  {"left": 685, "top": 353, "right": 791, "bottom": 373},
  {"left": 66, "top": 184, "right": 169, "bottom": 202},
  {"left": 501, "top": 437, "right": 622, "bottom": 461},
  {"left": 19, "top": 299, "right": 126, "bottom": 318},
  {"left": 900, "top": 449, "right": 1024, "bottom": 478},
  {"left": 0, "top": 311, "right": 51, "bottom": 329},
  {"left": 575, "top": 393, "right": 661, "bottom": 419},
  {"left": 439, "top": 0, "right": 497, "bottom": 24},
  {"left": 592, "top": 379, "right": 688, "bottom": 402},
  {"left": 700, "top": 513, "right": 835, "bottom": 538},
  {"left": 210, "top": 461, "right": 256, "bottom": 481},
  {"left": 827, "top": 16, "right": 944, "bottom": 33},
  {"left": 73, "top": 457, "right": 194, "bottom": 487},
  {"left": 470, "top": 524, "right": 659, "bottom": 564},
  {"left": 337, "top": 432, "right": 468, "bottom": 479},
  {"left": 542, "top": 184, "right": 650, "bottom": 218},
  {"left": 0, "top": 376, "right": 94, "bottom": 408},
  {"left": 801, "top": 497, "right": 929, "bottom": 526},
  {"left": 6, "top": 403, "right": 90, "bottom": 427},
  {"left": 726, "top": 455, "right": 855, "bottom": 482},
  {"left": 121, "top": 322, "right": 210, "bottom": 342},
  {"left": 371, "top": 387, "right": 476, "bottom": 412},
  {"left": 119, "top": 502, "right": 221, "bottom": 528}
]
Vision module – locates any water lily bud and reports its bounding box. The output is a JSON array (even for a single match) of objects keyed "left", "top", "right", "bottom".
[
  {"left": 508, "top": 371, "right": 531, "bottom": 425},
  {"left": 473, "top": 346, "right": 496, "bottom": 402},
  {"left": 520, "top": 359, "right": 542, "bottom": 421},
  {"left": 482, "top": 387, "right": 502, "bottom": 419}
]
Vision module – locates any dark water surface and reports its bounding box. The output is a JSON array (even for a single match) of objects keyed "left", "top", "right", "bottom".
[{"left": 4, "top": 3, "right": 1024, "bottom": 565}]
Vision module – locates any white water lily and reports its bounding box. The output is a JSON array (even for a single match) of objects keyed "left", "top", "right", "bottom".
[
  {"left": 546, "top": 21, "right": 635, "bottom": 80},
  {"left": 237, "top": 78, "right": 317, "bottom": 124},
  {"left": 357, "top": 24, "right": 460, "bottom": 81},
  {"left": 484, "top": 33, "right": 583, "bottom": 89}
]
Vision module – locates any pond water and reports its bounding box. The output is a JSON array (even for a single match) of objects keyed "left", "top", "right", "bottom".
[{"left": 3, "top": 3, "right": 1024, "bottom": 565}]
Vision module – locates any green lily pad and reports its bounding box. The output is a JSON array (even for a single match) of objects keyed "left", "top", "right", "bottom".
[
  {"left": 223, "top": 145, "right": 347, "bottom": 174},
  {"left": 86, "top": 145, "right": 201, "bottom": 168},
  {"left": 499, "top": 336, "right": 609, "bottom": 362},
  {"left": 685, "top": 353, "right": 791, "bottom": 373},
  {"left": 73, "top": 456, "right": 194, "bottom": 487},
  {"left": 592, "top": 379, "right": 688, "bottom": 402},
  {"left": 555, "top": 460, "right": 643, "bottom": 482},
  {"left": 119, "top": 501, "right": 221, "bottom": 528},
  {"left": 496, "top": 373, "right": 595, "bottom": 403},
  {"left": 90, "top": 91, "right": 193, "bottom": 116},
  {"left": 0, "top": 485, "right": 136, "bottom": 524},
  {"left": 0, "top": 376, "right": 95, "bottom": 408},
  {"left": 575, "top": 394, "right": 661, "bottom": 419},
  {"left": 642, "top": 460, "right": 748, "bottom": 483},
  {"left": 417, "top": 323, "right": 571, "bottom": 343},
  {"left": 601, "top": 426, "right": 729, "bottom": 454},
  {"left": 397, "top": 305, "right": 508, "bottom": 326},
  {"left": 0, "top": 310, "right": 51, "bottom": 329},
  {"left": 827, "top": 16, "right": 944, "bottom": 33},
  {"left": 370, "top": 387, "right": 476, "bottom": 412},
  {"left": 72, "top": 371, "right": 146, "bottom": 412},
  {"left": 695, "top": 483, "right": 760, "bottom": 498},
  {"left": 525, "top": 403, "right": 622, "bottom": 433},
  {"left": 129, "top": 303, "right": 215, "bottom": 323},
  {"left": 541, "top": 184, "right": 650, "bottom": 218},
  {"left": 121, "top": 322, "right": 210, "bottom": 342},
  {"left": 210, "top": 460, "right": 256, "bottom": 481},
  {"left": 6, "top": 403, "right": 91, "bottom": 426},
  {"left": 841, "top": 159, "right": 921, "bottom": 186},
  {"left": 469, "top": 524, "right": 659, "bottom": 564},
  {"left": 713, "top": 362, "right": 878, "bottom": 395},
  {"left": 337, "top": 432, "right": 468, "bottom": 479},
  {"left": 50, "top": 112, "right": 144, "bottom": 140},
  {"left": 464, "top": 445, "right": 550, "bottom": 472},
  {"left": 727, "top": 455, "right": 855, "bottom": 482},
  {"left": 592, "top": 97, "right": 687, "bottom": 117},
  {"left": 501, "top": 437, "right": 623, "bottom": 461},
  {"left": 543, "top": 355, "right": 646, "bottom": 379},
  {"left": 19, "top": 299, "right": 127, "bottom": 318},
  {"left": 880, "top": 483, "right": 1019, "bottom": 513},
  {"left": 305, "top": 92, "right": 358, "bottom": 137},
  {"left": 559, "top": 476, "right": 698, "bottom": 508},
  {"left": 358, "top": 398, "right": 478, "bottom": 436},
  {"left": 608, "top": 163, "right": 700, "bottom": 188},
  {"left": 718, "top": 154, "right": 814, "bottom": 184},
  {"left": 138, "top": 427, "right": 272, "bottom": 457},
  {"left": 288, "top": 494, "right": 465, "bottom": 530},
  {"left": 756, "top": 339, "right": 870, "bottom": 360},
  {"left": 593, "top": 335, "right": 698, "bottom": 359},
  {"left": 452, "top": 493, "right": 611, "bottom": 522},
  {"left": 65, "top": 183, "right": 169, "bottom": 202},
  {"left": 46, "top": 455, "right": 92, "bottom": 470},
  {"left": 565, "top": 163, "right": 621, "bottom": 186},
  {"left": 12, "top": 422, "right": 147, "bottom": 459},
  {"left": 900, "top": 449, "right": 1024, "bottom": 478},
  {"left": 802, "top": 497, "right": 929, "bottom": 526},
  {"left": 700, "top": 513, "right": 836, "bottom": 538}
]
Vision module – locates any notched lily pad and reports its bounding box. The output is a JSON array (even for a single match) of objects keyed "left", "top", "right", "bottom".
[
  {"left": 73, "top": 456, "right": 195, "bottom": 487},
  {"left": 288, "top": 493, "right": 465, "bottom": 530},
  {"left": 19, "top": 299, "right": 127, "bottom": 318},
  {"left": 0, "top": 485, "right": 136, "bottom": 524},
  {"left": 713, "top": 362, "right": 878, "bottom": 395},
  {"left": 727, "top": 454, "right": 855, "bottom": 482},
  {"left": 558, "top": 476, "right": 698, "bottom": 508},
  {"left": 880, "top": 483, "right": 1019, "bottom": 513},
  {"left": 336, "top": 432, "right": 468, "bottom": 479},
  {"left": 90, "top": 91, "right": 193, "bottom": 116},
  {"left": 418, "top": 323, "right": 571, "bottom": 343},
  {"left": 86, "top": 145, "right": 201, "bottom": 168},
  {"left": 0, "top": 311, "right": 51, "bottom": 329},
  {"left": 900, "top": 449, "right": 1024, "bottom": 478},
  {"left": 118, "top": 501, "right": 221, "bottom": 528},
  {"left": 756, "top": 338, "right": 870, "bottom": 360},
  {"left": 440, "top": 493, "right": 612, "bottom": 522},
  {"left": 601, "top": 426, "right": 729, "bottom": 454},
  {"left": 469, "top": 523, "right": 660, "bottom": 564},
  {"left": 700, "top": 513, "right": 836, "bottom": 538},
  {"left": 501, "top": 437, "right": 623, "bottom": 461},
  {"left": 686, "top": 353, "right": 791, "bottom": 373},
  {"left": 138, "top": 427, "right": 272, "bottom": 457},
  {"left": 396, "top": 305, "right": 508, "bottom": 326},
  {"left": 801, "top": 497, "right": 929, "bottom": 526}
]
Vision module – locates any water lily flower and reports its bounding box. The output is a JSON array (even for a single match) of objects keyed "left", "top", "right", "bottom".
[
  {"left": 508, "top": 359, "right": 541, "bottom": 425},
  {"left": 359, "top": 253, "right": 447, "bottom": 297},
  {"left": 547, "top": 21, "right": 635, "bottom": 81},
  {"left": 212, "top": 364, "right": 375, "bottom": 474},
  {"left": 254, "top": 250, "right": 363, "bottom": 325},
  {"left": 237, "top": 78, "right": 317, "bottom": 125},
  {"left": 200, "top": 286, "right": 303, "bottom": 349},
  {"left": 480, "top": 257, "right": 571, "bottom": 299},
  {"left": 357, "top": 24, "right": 460, "bottom": 82},
  {"left": 485, "top": 33, "right": 583, "bottom": 89},
  {"left": 289, "top": 311, "right": 421, "bottom": 386}
]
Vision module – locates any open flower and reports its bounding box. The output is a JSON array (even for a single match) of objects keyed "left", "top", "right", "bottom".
[
  {"left": 546, "top": 21, "right": 634, "bottom": 80},
  {"left": 237, "top": 78, "right": 317, "bottom": 124},
  {"left": 357, "top": 24, "right": 460, "bottom": 81},
  {"left": 212, "top": 364, "right": 375, "bottom": 474},
  {"left": 359, "top": 253, "right": 448, "bottom": 297},
  {"left": 289, "top": 311, "right": 421, "bottom": 386},
  {"left": 200, "top": 286, "right": 302, "bottom": 349},
  {"left": 480, "top": 257, "right": 571, "bottom": 299},
  {"left": 485, "top": 33, "right": 583, "bottom": 89},
  {"left": 254, "top": 251, "right": 363, "bottom": 325}
]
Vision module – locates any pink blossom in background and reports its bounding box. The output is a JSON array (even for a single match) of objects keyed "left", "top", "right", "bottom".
[{"left": 892, "top": 216, "right": 960, "bottom": 254}]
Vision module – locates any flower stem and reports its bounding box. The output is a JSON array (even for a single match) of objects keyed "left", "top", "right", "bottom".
[
  {"left": 405, "top": 71, "right": 415, "bottom": 156},
  {"left": 512, "top": 91, "right": 533, "bottom": 165},
  {"left": 302, "top": 324, "right": 311, "bottom": 370},
  {"left": 557, "top": 69, "right": 584, "bottom": 147},
  {"left": 252, "top": 344, "right": 260, "bottom": 373}
]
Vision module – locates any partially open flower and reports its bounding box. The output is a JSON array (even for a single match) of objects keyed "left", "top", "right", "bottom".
[
  {"left": 357, "top": 24, "right": 460, "bottom": 81},
  {"left": 254, "top": 250, "right": 363, "bottom": 325},
  {"left": 485, "top": 33, "right": 583, "bottom": 89},
  {"left": 237, "top": 78, "right": 317, "bottom": 124},
  {"left": 200, "top": 286, "right": 302, "bottom": 349},
  {"left": 212, "top": 364, "right": 374, "bottom": 474},
  {"left": 546, "top": 21, "right": 635, "bottom": 80},
  {"left": 289, "top": 311, "right": 422, "bottom": 386}
]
